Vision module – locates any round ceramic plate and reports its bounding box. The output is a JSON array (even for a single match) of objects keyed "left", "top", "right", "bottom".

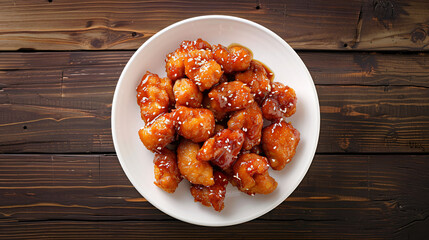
[{"left": 111, "top": 15, "right": 320, "bottom": 227}]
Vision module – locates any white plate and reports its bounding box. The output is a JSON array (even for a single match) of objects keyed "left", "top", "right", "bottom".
[{"left": 112, "top": 15, "right": 320, "bottom": 227}]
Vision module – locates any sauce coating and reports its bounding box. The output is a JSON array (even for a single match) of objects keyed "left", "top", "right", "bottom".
[
  {"left": 153, "top": 149, "right": 182, "bottom": 193},
  {"left": 190, "top": 171, "right": 228, "bottom": 212},
  {"left": 137, "top": 38, "right": 301, "bottom": 212},
  {"left": 262, "top": 119, "right": 300, "bottom": 170}
]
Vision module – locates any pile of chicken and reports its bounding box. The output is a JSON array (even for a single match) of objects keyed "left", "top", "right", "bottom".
[{"left": 136, "top": 39, "right": 300, "bottom": 212}]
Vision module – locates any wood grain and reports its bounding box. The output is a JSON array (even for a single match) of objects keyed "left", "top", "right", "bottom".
[
  {"left": 0, "top": 0, "right": 428, "bottom": 51},
  {"left": 0, "top": 154, "right": 427, "bottom": 239},
  {"left": 0, "top": 51, "right": 428, "bottom": 153}
]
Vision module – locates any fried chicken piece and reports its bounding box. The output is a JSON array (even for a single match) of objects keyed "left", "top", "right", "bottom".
[
  {"left": 227, "top": 102, "right": 263, "bottom": 150},
  {"left": 184, "top": 49, "right": 223, "bottom": 91},
  {"left": 153, "top": 149, "right": 182, "bottom": 193},
  {"left": 262, "top": 82, "right": 297, "bottom": 121},
  {"left": 138, "top": 113, "right": 176, "bottom": 152},
  {"left": 190, "top": 171, "right": 228, "bottom": 212},
  {"left": 213, "top": 44, "right": 252, "bottom": 73},
  {"left": 177, "top": 139, "right": 214, "bottom": 186},
  {"left": 244, "top": 172, "right": 278, "bottom": 195},
  {"left": 261, "top": 120, "right": 300, "bottom": 170},
  {"left": 173, "top": 78, "right": 203, "bottom": 108},
  {"left": 207, "top": 81, "right": 254, "bottom": 113},
  {"left": 136, "top": 71, "right": 174, "bottom": 123},
  {"left": 232, "top": 154, "right": 268, "bottom": 188},
  {"left": 235, "top": 60, "right": 271, "bottom": 104},
  {"left": 173, "top": 106, "right": 215, "bottom": 143},
  {"left": 197, "top": 129, "right": 244, "bottom": 170},
  {"left": 202, "top": 94, "right": 228, "bottom": 122},
  {"left": 165, "top": 38, "right": 212, "bottom": 81},
  {"left": 231, "top": 153, "right": 277, "bottom": 195}
]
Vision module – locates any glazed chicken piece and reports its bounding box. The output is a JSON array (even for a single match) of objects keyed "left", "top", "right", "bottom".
[
  {"left": 165, "top": 38, "right": 212, "bottom": 81},
  {"left": 190, "top": 171, "right": 228, "bottom": 212},
  {"left": 153, "top": 149, "right": 182, "bottom": 193},
  {"left": 138, "top": 113, "right": 176, "bottom": 152},
  {"left": 235, "top": 60, "right": 271, "bottom": 104},
  {"left": 184, "top": 49, "right": 223, "bottom": 91},
  {"left": 261, "top": 120, "right": 300, "bottom": 170},
  {"left": 202, "top": 94, "right": 228, "bottom": 122},
  {"left": 197, "top": 129, "right": 245, "bottom": 170},
  {"left": 136, "top": 71, "right": 174, "bottom": 123},
  {"left": 213, "top": 44, "right": 252, "bottom": 73},
  {"left": 227, "top": 102, "right": 263, "bottom": 150},
  {"left": 207, "top": 81, "right": 254, "bottom": 113},
  {"left": 177, "top": 139, "right": 214, "bottom": 186},
  {"left": 173, "top": 106, "right": 215, "bottom": 143},
  {"left": 231, "top": 153, "right": 277, "bottom": 195},
  {"left": 262, "top": 82, "right": 297, "bottom": 121},
  {"left": 173, "top": 78, "right": 203, "bottom": 108}
]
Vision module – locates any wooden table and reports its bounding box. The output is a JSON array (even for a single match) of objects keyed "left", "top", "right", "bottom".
[{"left": 0, "top": 0, "right": 428, "bottom": 239}]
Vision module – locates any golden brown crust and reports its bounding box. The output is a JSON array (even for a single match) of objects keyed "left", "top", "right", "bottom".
[
  {"left": 262, "top": 82, "right": 297, "bottom": 121},
  {"left": 227, "top": 102, "right": 263, "bottom": 150},
  {"left": 235, "top": 60, "right": 271, "bottom": 104},
  {"left": 138, "top": 113, "right": 176, "bottom": 152},
  {"left": 213, "top": 44, "right": 253, "bottom": 73},
  {"left": 190, "top": 171, "right": 228, "bottom": 212},
  {"left": 153, "top": 149, "right": 182, "bottom": 193},
  {"left": 173, "top": 106, "right": 215, "bottom": 143},
  {"left": 184, "top": 49, "right": 223, "bottom": 91},
  {"left": 136, "top": 72, "right": 174, "bottom": 123},
  {"left": 173, "top": 78, "right": 203, "bottom": 108},
  {"left": 207, "top": 81, "right": 254, "bottom": 113},
  {"left": 197, "top": 129, "right": 245, "bottom": 170},
  {"left": 165, "top": 38, "right": 212, "bottom": 81},
  {"left": 231, "top": 153, "right": 277, "bottom": 195},
  {"left": 262, "top": 120, "right": 300, "bottom": 170},
  {"left": 177, "top": 139, "right": 214, "bottom": 186}
]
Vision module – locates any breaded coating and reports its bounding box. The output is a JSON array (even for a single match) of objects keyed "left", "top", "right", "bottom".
[
  {"left": 190, "top": 171, "right": 228, "bottom": 212},
  {"left": 153, "top": 149, "right": 182, "bottom": 193},
  {"left": 203, "top": 94, "right": 228, "bottom": 122},
  {"left": 138, "top": 113, "right": 176, "bottom": 152},
  {"left": 173, "top": 78, "right": 203, "bottom": 108},
  {"left": 165, "top": 38, "right": 212, "bottom": 81},
  {"left": 244, "top": 172, "right": 278, "bottom": 195},
  {"left": 197, "top": 129, "right": 245, "bottom": 170},
  {"left": 207, "top": 81, "right": 254, "bottom": 113},
  {"left": 262, "top": 82, "right": 297, "bottom": 121},
  {"left": 262, "top": 120, "right": 300, "bottom": 170},
  {"left": 174, "top": 106, "right": 215, "bottom": 143},
  {"left": 136, "top": 71, "right": 174, "bottom": 123},
  {"left": 184, "top": 49, "right": 223, "bottom": 91},
  {"left": 227, "top": 102, "right": 263, "bottom": 150},
  {"left": 231, "top": 153, "right": 277, "bottom": 195},
  {"left": 213, "top": 44, "right": 252, "bottom": 73},
  {"left": 235, "top": 60, "right": 271, "bottom": 103},
  {"left": 177, "top": 139, "right": 214, "bottom": 186},
  {"left": 232, "top": 153, "right": 269, "bottom": 189}
]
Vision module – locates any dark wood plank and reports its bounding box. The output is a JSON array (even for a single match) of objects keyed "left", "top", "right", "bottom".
[
  {"left": 0, "top": 51, "right": 428, "bottom": 153},
  {"left": 0, "top": 154, "right": 427, "bottom": 239},
  {"left": 1, "top": 51, "right": 428, "bottom": 86},
  {"left": 0, "top": 0, "right": 428, "bottom": 51},
  {"left": 301, "top": 52, "right": 429, "bottom": 87},
  {"left": 318, "top": 85, "right": 429, "bottom": 153},
  {"left": 0, "top": 220, "right": 398, "bottom": 239}
]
